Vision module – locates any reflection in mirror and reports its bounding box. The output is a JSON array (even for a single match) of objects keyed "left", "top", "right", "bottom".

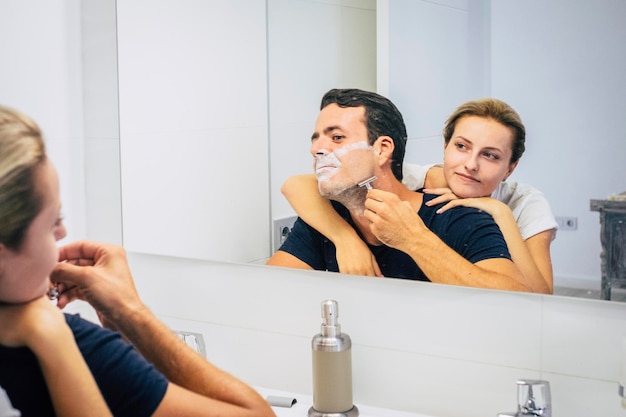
[
  {"left": 115, "top": 0, "right": 270, "bottom": 263},
  {"left": 83, "top": 0, "right": 123, "bottom": 246},
  {"left": 82, "top": 0, "right": 624, "bottom": 301},
  {"left": 366, "top": 0, "right": 626, "bottom": 298},
  {"left": 106, "top": 0, "right": 375, "bottom": 264}
]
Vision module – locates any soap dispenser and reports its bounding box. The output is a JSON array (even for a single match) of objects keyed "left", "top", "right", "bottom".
[{"left": 309, "top": 300, "right": 359, "bottom": 417}]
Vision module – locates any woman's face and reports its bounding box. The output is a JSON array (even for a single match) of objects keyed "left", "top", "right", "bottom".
[
  {"left": 443, "top": 115, "right": 518, "bottom": 198},
  {"left": 0, "top": 159, "right": 67, "bottom": 303}
]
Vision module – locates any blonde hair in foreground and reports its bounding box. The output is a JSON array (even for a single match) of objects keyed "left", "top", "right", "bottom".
[{"left": 0, "top": 105, "right": 47, "bottom": 250}]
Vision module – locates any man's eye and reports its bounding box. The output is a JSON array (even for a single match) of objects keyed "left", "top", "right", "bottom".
[{"left": 332, "top": 135, "right": 345, "bottom": 141}]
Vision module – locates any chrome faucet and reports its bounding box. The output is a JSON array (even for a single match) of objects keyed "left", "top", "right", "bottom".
[{"left": 497, "top": 379, "right": 551, "bottom": 417}]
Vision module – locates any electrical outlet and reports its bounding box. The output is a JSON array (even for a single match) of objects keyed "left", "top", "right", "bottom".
[
  {"left": 555, "top": 216, "right": 578, "bottom": 231},
  {"left": 273, "top": 216, "right": 298, "bottom": 253},
  {"left": 174, "top": 330, "right": 206, "bottom": 357}
]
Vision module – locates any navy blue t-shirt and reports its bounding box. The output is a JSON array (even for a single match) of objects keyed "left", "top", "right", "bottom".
[
  {"left": 0, "top": 313, "right": 168, "bottom": 417},
  {"left": 279, "top": 192, "right": 511, "bottom": 280}
]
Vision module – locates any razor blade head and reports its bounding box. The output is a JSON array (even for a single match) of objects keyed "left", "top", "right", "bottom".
[{"left": 357, "top": 176, "right": 377, "bottom": 190}]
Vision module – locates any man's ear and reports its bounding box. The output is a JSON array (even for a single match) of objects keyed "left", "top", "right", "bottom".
[{"left": 373, "top": 136, "right": 394, "bottom": 163}]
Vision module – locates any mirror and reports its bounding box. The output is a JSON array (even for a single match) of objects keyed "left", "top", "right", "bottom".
[
  {"left": 98, "top": 0, "right": 376, "bottom": 264},
  {"left": 82, "top": 0, "right": 625, "bottom": 300}
]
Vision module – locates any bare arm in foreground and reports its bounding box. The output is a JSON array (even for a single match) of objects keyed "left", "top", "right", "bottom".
[
  {"left": 52, "top": 241, "right": 275, "bottom": 417},
  {"left": 0, "top": 297, "right": 112, "bottom": 417}
]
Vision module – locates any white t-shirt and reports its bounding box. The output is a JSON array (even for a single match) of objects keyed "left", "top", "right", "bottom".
[
  {"left": 0, "top": 388, "right": 20, "bottom": 417},
  {"left": 402, "top": 163, "right": 558, "bottom": 240}
]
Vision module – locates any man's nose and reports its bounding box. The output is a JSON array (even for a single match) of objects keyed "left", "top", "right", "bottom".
[{"left": 310, "top": 139, "right": 330, "bottom": 157}]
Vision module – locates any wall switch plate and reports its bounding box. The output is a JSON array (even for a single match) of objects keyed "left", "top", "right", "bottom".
[
  {"left": 174, "top": 330, "right": 206, "bottom": 357},
  {"left": 273, "top": 216, "right": 298, "bottom": 253},
  {"left": 556, "top": 216, "right": 578, "bottom": 231}
]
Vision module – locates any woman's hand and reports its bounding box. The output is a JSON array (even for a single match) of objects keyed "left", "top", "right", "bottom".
[
  {"left": 334, "top": 237, "right": 382, "bottom": 277},
  {"left": 422, "top": 187, "right": 463, "bottom": 209},
  {"left": 425, "top": 191, "right": 508, "bottom": 218}
]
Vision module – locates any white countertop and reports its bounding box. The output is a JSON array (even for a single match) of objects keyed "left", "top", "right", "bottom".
[{"left": 256, "top": 387, "right": 436, "bottom": 417}]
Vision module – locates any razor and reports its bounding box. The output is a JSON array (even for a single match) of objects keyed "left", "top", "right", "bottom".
[{"left": 357, "top": 176, "right": 377, "bottom": 190}]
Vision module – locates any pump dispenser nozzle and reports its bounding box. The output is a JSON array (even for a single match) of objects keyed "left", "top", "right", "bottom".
[
  {"left": 321, "top": 299, "right": 339, "bottom": 337},
  {"left": 309, "top": 300, "right": 359, "bottom": 417}
]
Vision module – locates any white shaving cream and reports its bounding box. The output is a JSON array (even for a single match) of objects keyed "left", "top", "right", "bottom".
[{"left": 315, "top": 142, "right": 373, "bottom": 183}]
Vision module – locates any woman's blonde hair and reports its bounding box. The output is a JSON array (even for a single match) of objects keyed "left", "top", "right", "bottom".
[{"left": 0, "top": 106, "right": 47, "bottom": 249}]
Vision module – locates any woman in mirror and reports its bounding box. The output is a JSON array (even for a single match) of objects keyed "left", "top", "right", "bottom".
[{"left": 281, "top": 98, "right": 556, "bottom": 294}]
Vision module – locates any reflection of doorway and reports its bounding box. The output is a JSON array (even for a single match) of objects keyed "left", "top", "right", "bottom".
[{"left": 82, "top": 0, "right": 123, "bottom": 246}]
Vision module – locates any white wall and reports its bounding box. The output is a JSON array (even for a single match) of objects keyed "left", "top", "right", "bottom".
[
  {"left": 378, "top": 0, "right": 489, "bottom": 160},
  {"left": 116, "top": 0, "right": 270, "bottom": 263},
  {"left": 111, "top": 0, "right": 375, "bottom": 263},
  {"left": 380, "top": 0, "right": 626, "bottom": 291},
  {"left": 82, "top": 0, "right": 123, "bottom": 245},
  {"left": 126, "top": 252, "right": 626, "bottom": 417},
  {"left": 490, "top": 0, "right": 626, "bottom": 289},
  {"left": 268, "top": 0, "right": 377, "bottom": 222},
  {"left": 0, "top": 0, "right": 85, "bottom": 244}
]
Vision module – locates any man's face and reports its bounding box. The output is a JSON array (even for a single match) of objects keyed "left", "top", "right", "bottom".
[{"left": 310, "top": 104, "right": 377, "bottom": 198}]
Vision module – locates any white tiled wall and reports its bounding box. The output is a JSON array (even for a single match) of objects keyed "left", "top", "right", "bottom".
[
  {"left": 0, "top": 0, "right": 85, "bottom": 244},
  {"left": 123, "top": 252, "right": 626, "bottom": 417},
  {"left": 115, "top": 0, "right": 270, "bottom": 263}
]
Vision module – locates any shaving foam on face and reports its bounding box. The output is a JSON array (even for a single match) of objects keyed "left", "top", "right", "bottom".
[
  {"left": 315, "top": 142, "right": 373, "bottom": 183},
  {"left": 315, "top": 153, "right": 342, "bottom": 183},
  {"left": 333, "top": 141, "right": 372, "bottom": 158}
]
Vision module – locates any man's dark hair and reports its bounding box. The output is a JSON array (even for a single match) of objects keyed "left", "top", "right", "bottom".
[{"left": 321, "top": 88, "right": 407, "bottom": 180}]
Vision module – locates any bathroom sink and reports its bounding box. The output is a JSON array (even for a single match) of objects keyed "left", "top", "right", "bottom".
[{"left": 255, "top": 387, "right": 437, "bottom": 417}]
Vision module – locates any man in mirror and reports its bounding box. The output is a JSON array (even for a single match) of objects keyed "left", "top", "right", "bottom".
[{"left": 266, "top": 88, "right": 531, "bottom": 292}]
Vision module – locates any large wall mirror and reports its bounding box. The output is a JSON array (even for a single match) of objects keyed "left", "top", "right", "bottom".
[{"left": 84, "top": 0, "right": 626, "bottom": 301}]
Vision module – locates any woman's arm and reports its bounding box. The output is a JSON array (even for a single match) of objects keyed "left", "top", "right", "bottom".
[
  {"left": 0, "top": 297, "right": 112, "bottom": 417},
  {"left": 281, "top": 174, "right": 381, "bottom": 276},
  {"left": 427, "top": 196, "right": 553, "bottom": 293}
]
